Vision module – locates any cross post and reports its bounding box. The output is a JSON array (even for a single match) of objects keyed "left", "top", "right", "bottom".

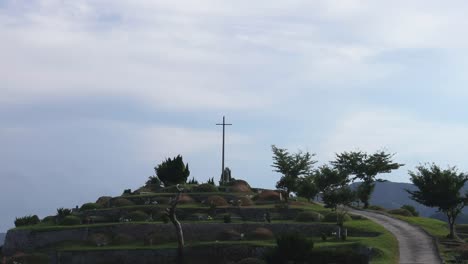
[{"left": 216, "top": 116, "right": 232, "bottom": 185}]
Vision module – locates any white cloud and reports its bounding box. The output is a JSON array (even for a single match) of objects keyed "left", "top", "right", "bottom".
[{"left": 320, "top": 109, "right": 468, "bottom": 174}]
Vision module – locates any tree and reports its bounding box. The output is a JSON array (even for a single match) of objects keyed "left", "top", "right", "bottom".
[
  {"left": 166, "top": 184, "right": 185, "bottom": 264},
  {"left": 296, "top": 175, "right": 319, "bottom": 201},
  {"left": 155, "top": 155, "right": 190, "bottom": 186},
  {"left": 315, "top": 165, "right": 355, "bottom": 227},
  {"left": 407, "top": 164, "right": 468, "bottom": 238},
  {"left": 271, "top": 145, "right": 316, "bottom": 200},
  {"left": 331, "top": 150, "right": 403, "bottom": 208}
]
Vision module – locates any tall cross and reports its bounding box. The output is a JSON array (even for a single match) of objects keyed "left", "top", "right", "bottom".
[{"left": 216, "top": 116, "right": 232, "bottom": 184}]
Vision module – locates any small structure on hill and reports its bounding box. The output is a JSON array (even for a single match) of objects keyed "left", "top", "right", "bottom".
[{"left": 219, "top": 167, "right": 232, "bottom": 185}]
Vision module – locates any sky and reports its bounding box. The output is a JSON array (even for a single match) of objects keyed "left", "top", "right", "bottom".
[{"left": 2, "top": 0, "right": 468, "bottom": 232}]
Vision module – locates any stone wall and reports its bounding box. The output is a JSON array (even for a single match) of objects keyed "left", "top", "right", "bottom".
[{"left": 3, "top": 222, "right": 341, "bottom": 256}]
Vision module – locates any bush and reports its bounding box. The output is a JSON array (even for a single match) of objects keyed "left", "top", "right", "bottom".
[
  {"left": 230, "top": 180, "right": 252, "bottom": 192},
  {"left": 14, "top": 215, "right": 40, "bottom": 227},
  {"left": 128, "top": 210, "right": 148, "bottom": 221},
  {"left": 192, "top": 183, "right": 218, "bottom": 192},
  {"left": 401, "top": 204, "right": 419, "bottom": 216},
  {"left": 89, "top": 233, "right": 110, "bottom": 247},
  {"left": 264, "top": 233, "right": 314, "bottom": 263},
  {"left": 112, "top": 198, "right": 135, "bottom": 207},
  {"left": 95, "top": 196, "right": 112, "bottom": 207},
  {"left": 248, "top": 227, "right": 274, "bottom": 240},
  {"left": 112, "top": 233, "right": 134, "bottom": 245},
  {"left": 56, "top": 208, "right": 72, "bottom": 218},
  {"left": 41, "top": 216, "right": 56, "bottom": 224},
  {"left": 368, "top": 205, "right": 387, "bottom": 211},
  {"left": 237, "top": 258, "right": 266, "bottom": 264},
  {"left": 207, "top": 195, "right": 228, "bottom": 206},
  {"left": 323, "top": 212, "right": 351, "bottom": 223},
  {"left": 161, "top": 214, "right": 170, "bottom": 223},
  {"left": 6, "top": 253, "right": 49, "bottom": 264},
  {"left": 388, "top": 208, "right": 413, "bottom": 217},
  {"left": 223, "top": 214, "right": 231, "bottom": 223},
  {"left": 122, "top": 189, "right": 132, "bottom": 195},
  {"left": 216, "top": 229, "right": 241, "bottom": 241},
  {"left": 60, "top": 215, "right": 81, "bottom": 226},
  {"left": 239, "top": 197, "right": 254, "bottom": 206},
  {"left": 254, "top": 191, "right": 281, "bottom": 202},
  {"left": 80, "top": 203, "right": 103, "bottom": 211},
  {"left": 295, "top": 211, "right": 323, "bottom": 222}
]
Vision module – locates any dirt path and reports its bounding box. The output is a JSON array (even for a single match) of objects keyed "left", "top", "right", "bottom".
[{"left": 349, "top": 209, "right": 442, "bottom": 264}]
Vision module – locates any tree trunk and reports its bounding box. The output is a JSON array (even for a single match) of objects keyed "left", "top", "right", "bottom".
[
  {"left": 447, "top": 212, "right": 455, "bottom": 239},
  {"left": 168, "top": 190, "right": 184, "bottom": 264}
]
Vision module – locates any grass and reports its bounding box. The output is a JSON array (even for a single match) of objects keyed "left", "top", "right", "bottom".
[{"left": 392, "top": 215, "right": 449, "bottom": 238}]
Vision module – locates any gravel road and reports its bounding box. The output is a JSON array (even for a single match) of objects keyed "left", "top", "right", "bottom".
[{"left": 349, "top": 209, "right": 442, "bottom": 264}]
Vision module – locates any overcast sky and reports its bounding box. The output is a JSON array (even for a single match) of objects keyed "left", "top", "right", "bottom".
[{"left": 3, "top": 0, "right": 468, "bottom": 232}]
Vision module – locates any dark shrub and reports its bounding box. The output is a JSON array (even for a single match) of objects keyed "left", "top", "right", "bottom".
[
  {"left": 56, "top": 208, "right": 72, "bottom": 218},
  {"left": 237, "top": 258, "right": 266, "bottom": 264},
  {"left": 217, "top": 229, "right": 241, "bottom": 241},
  {"left": 223, "top": 214, "right": 232, "bottom": 223},
  {"left": 401, "top": 204, "right": 419, "bottom": 216},
  {"left": 388, "top": 208, "right": 413, "bottom": 217},
  {"left": 95, "top": 196, "right": 112, "bottom": 207},
  {"left": 323, "top": 213, "right": 351, "bottom": 223},
  {"left": 368, "top": 205, "right": 387, "bottom": 211},
  {"left": 295, "top": 211, "right": 323, "bottom": 222},
  {"left": 6, "top": 253, "right": 49, "bottom": 264},
  {"left": 41, "top": 216, "right": 56, "bottom": 224},
  {"left": 112, "top": 198, "right": 135, "bottom": 207},
  {"left": 89, "top": 216, "right": 112, "bottom": 224},
  {"left": 14, "top": 215, "right": 40, "bottom": 227},
  {"left": 80, "top": 203, "right": 103, "bottom": 211},
  {"left": 264, "top": 233, "right": 314, "bottom": 263},
  {"left": 122, "top": 189, "right": 132, "bottom": 195},
  {"left": 60, "top": 215, "right": 81, "bottom": 226},
  {"left": 248, "top": 227, "right": 274, "bottom": 240},
  {"left": 128, "top": 210, "right": 148, "bottom": 221},
  {"left": 192, "top": 183, "right": 218, "bottom": 193},
  {"left": 161, "top": 213, "right": 169, "bottom": 223},
  {"left": 89, "top": 233, "right": 110, "bottom": 247},
  {"left": 112, "top": 233, "right": 134, "bottom": 245},
  {"left": 207, "top": 195, "right": 228, "bottom": 206}
]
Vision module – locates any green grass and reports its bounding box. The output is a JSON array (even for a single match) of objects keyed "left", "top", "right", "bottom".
[
  {"left": 344, "top": 219, "right": 399, "bottom": 264},
  {"left": 392, "top": 215, "right": 449, "bottom": 238}
]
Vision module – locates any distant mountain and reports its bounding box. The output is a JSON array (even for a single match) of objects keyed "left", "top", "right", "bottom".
[
  {"left": 0, "top": 233, "right": 5, "bottom": 246},
  {"left": 358, "top": 181, "right": 468, "bottom": 223}
]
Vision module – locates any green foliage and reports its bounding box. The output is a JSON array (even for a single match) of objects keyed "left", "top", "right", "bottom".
[
  {"left": 188, "top": 177, "right": 199, "bottom": 184},
  {"left": 112, "top": 198, "right": 135, "bottom": 207},
  {"left": 6, "top": 253, "right": 49, "bottom": 264},
  {"left": 207, "top": 177, "right": 215, "bottom": 185},
  {"left": 60, "top": 215, "right": 81, "bottom": 226},
  {"left": 237, "top": 258, "right": 266, "bottom": 264},
  {"left": 160, "top": 213, "right": 169, "bottom": 223},
  {"left": 331, "top": 150, "right": 403, "bottom": 208},
  {"left": 192, "top": 183, "right": 218, "bottom": 192},
  {"left": 223, "top": 213, "right": 232, "bottom": 223},
  {"left": 80, "top": 203, "right": 103, "bottom": 211},
  {"left": 407, "top": 163, "right": 468, "bottom": 238},
  {"left": 264, "top": 233, "right": 314, "bottom": 263},
  {"left": 128, "top": 210, "right": 148, "bottom": 221},
  {"left": 145, "top": 176, "right": 162, "bottom": 191},
  {"left": 368, "top": 205, "right": 387, "bottom": 211},
  {"left": 295, "top": 211, "right": 323, "bottom": 222},
  {"left": 122, "top": 189, "right": 132, "bottom": 195},
  {"left": 322, "top": 186, "right": 356, "bottom": 211},
  {"left": 296, "top": 175, "right": 319, "bottom": 200},
  {"left": 401, "top": 204, "right": 419, "bottom": 216},
  {"left": 271, "top": 145, "right": 316, "bottom": 198},
  {"left": 41, "top": 216, "right": 56, "bottom": 224},
  {"left": 323, "top": 212, "right": 352, "bottom": 223},
  {"left": 56, "top": 208, "right": 72, "bottom": 218},
  {"left": 388, "top": 208, "right": 413, "bottom": 217},
  {"left": 95, "top": 196, "right": 112, "bottom": 207},
  {"left": 14, "top": 215, "right": 40, "bottom": 227},
  {"left": 155, "top": 155, "right": 190, "bottom": 186}
]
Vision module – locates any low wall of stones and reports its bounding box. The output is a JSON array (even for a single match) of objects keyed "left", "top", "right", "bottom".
[
  {"left": 3, "top": 222, "right": 344, "bottom": 256},
  {"left": 53, "top": 245, "right": 267, "bottom": 264}
]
